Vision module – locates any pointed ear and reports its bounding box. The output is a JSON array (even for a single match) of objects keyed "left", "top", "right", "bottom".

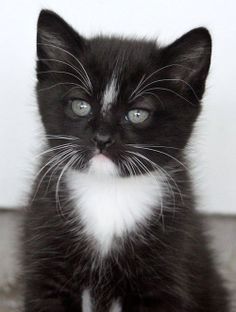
[
  {"left": 162, "top": 27, "right": 212, "bottom": 99},
  {"left": 37, "top": 10, "right": 85, "bottom": 69}
]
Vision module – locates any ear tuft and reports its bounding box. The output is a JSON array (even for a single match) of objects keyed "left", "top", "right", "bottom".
[
  {"left": 37, "top": 10, "right": 67, "bottom": 57},
  {"left": 162, "top": 27, "right": 212, "bottom": 98},
  {"left": 36, "top": 10, "right": 85, "bottom": 67}
]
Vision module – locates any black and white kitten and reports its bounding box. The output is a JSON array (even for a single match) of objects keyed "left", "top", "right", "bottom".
[{"left": 23, "top": 9, "right": 229, "bottom": 312}]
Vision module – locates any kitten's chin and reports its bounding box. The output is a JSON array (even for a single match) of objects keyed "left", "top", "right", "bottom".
[{"left": 87, "top": 154, "right": 118, "bottom": 176}]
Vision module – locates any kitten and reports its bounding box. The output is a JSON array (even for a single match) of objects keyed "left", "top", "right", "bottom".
[{"left": 23, "top": 9, "right": 229, "bottom": 312}]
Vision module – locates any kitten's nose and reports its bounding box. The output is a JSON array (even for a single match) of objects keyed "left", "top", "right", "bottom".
[{"left": 92, "top": 133, "right": 114, "bottom": 150}]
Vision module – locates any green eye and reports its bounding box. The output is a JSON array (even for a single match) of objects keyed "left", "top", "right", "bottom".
[
  {"left": 127, "top": 109, "right": 150, "bottom": 124},
  {"left": 71, "top": 99, "right": 91, "bottom": 117}
]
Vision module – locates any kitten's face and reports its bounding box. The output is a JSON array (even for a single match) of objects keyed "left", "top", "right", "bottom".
[{"left": 37, "top": 10, "right": 211, "bottom": 176}]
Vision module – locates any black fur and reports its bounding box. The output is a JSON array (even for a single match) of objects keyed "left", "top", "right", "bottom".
[{"left": 23, "top": 10, "right": 229, "bottom": 312}]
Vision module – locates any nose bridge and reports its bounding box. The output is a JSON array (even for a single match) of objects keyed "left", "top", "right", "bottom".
[
  {"left": 97, "top": 125, "right": 111, "bottom": 138},
  {"left": 93, "top": 126, "right": 114, "bottom": 150},
  {"left": 92, "top": 118, "right": 115, "bottom": 150},
  {"left": 96, "top": 114, "right": 114, "bottom": 136}
]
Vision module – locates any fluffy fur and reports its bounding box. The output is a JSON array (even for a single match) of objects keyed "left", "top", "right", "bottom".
[
  {"left": 23, "top": 9, "right": 229, "bottom": 312},
  {"left": 66, "top": 169, "right": 163, "bottom": 254}
]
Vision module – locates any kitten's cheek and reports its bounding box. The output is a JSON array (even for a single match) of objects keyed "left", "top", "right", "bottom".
[{"left": 88, "top": 154, "right": 118, "bottom": 176}]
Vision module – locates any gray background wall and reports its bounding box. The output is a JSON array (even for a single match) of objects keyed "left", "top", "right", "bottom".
[{"left": 0, "top": 0, "right": 236, "bottom": 213}]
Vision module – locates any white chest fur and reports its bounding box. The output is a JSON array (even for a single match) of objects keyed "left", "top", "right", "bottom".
[{"left": 66, "top": 169, "right": 163, "bottom": 254}]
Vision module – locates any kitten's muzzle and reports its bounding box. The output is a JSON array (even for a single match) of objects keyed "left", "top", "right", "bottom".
[{"left": 92, "top": 133, "right": 115, "bottom": 151}]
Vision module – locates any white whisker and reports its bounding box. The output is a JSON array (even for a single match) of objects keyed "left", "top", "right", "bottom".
[
  {"left": 129, "top": 145, "right": 187, "bottom": 170},
  {"left": 38, "top": 82, "right": 89, "bottom": 93},
  {"left": 129, "top": 63, "right": 192, "bottom": 101},
  {"left": 35, "top": 148, "right": 74, "bottom": 178},
  {"left": 38, "top": 43, "right": 93, "bottom": 91},
  {"left": 37, "top": 69, "right": 91, "bottom": 95},
  {"left": 126, "top": 143, "right": 181, "bottom": 150},
  {"left": 138, "top": 91, "right": 165, "bottom": 108},
  {"left": 45, "top": 149, "right": 84, "bottom": 194},
  {"left": 55, "top": 153, "right": 78, "bottom": 217},
  {"left": 126, "top": 156, "right": 142, "bottom": 176},
  {"left": 32, "top": 148, "right": 76, "bottom": 202},
  {"left": 38, "top": 58, "right": 91, "bottom": 91},
  {"left": 133, "top": 78, "right": 199, "bottom": 102},
  {"left": 129, "top": 74, "right": 146, "bottom": 99},
  {"left": 126, "top": 146, "right": 185, "bottom": 205},
  {"left": 36, "top": 143, "right": 77, "bottom": 158},
  {"left": 136, "top": 86, "right": 194, "bottom": 106},
  {"left": 45, "top": 134, "right": 80, "bottom": 140},
  {"left": 128, "top": 154, "right": 165, "bottom": 227}
]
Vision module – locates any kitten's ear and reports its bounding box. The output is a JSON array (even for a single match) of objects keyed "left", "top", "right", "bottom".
[
  {"left": 163, "top": 27, "right": 212, "bottom": 98},
  {"left": 37, "top": 10, "right": 85, "bottom": 68}
]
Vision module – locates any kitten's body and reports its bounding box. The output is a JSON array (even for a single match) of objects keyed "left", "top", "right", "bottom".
[{"left": 23, "top": 10, "right": 229, "bottom": 312}]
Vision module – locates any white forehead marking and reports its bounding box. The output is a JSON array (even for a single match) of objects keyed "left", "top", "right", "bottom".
[
  {"left": 66, "top": 166, "right": 164, "bottom": 255},
  {"left": 101, "top": 74, "right": 119, "bottom": 116},
  {"left": 82, "top": 289, "right": 93, "bottom": 312}
]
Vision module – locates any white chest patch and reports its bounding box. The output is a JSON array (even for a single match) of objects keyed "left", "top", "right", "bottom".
[
  {"left": 66, "top": 166, "right": 163, "bottom": 254},
  {"left": 82, "top": 289, "right": 93, "bottom": 312},
  {"left": 81, "top": 288, "right": 121, "bottom": 312},
  {"left": 110, "top": 300, "right": 122, "bottom": 312}
]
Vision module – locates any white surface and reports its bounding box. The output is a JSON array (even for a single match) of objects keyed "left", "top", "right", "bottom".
[
  {"left": 0, "top": 212, "right": 21, "bottom": 291},
  {"left": 0, "top": 0, "right": 235, "bottom": 213}
]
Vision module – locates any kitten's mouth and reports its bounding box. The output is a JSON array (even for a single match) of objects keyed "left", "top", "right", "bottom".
[
  {"left": 92, "top": 153, "right": 110, "bottom": 162},
  {"left": 88, "top": 150, "right": 118, "bottom": 176},
  {"left": 93, "top": 147, "right": 111, "bottom": 157},
  {"left": 93, "top": 148, "right": 116, "bottom": 162}
]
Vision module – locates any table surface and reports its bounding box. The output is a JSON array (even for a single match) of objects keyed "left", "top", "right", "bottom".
[{"left": 0, "top": 211, "right": 235, "bottom": 311}]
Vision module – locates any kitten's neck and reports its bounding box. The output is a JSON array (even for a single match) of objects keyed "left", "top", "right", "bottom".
[{"left": 65, "top": 169, "right": 164, "bottom": 255}]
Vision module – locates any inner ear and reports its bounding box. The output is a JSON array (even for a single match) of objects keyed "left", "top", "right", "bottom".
[
  {"left": 160, "top": 27, "right": 212, "bottom": 99},
  {"left": 37, "top": 10, "right": 86, "bottom": 71}
]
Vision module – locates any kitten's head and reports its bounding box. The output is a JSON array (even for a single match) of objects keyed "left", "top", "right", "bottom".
[{"left": 36, "top": 10, "right": 211, "bottom": 177}]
